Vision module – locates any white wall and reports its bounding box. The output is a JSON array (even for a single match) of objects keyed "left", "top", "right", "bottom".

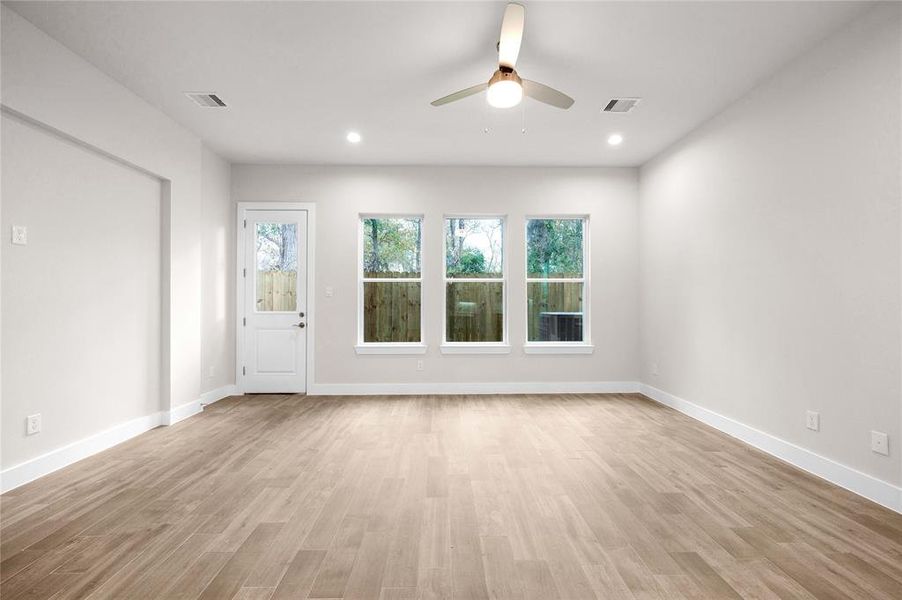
[
  {"left": 201, "top": 146, "right": 234, "bottom": 395},
  {"left": 1, "top": 4, "right": 200, "bottom": 415},
  {"left": 1, "top": 112, "right": 161, "bottom": 469},
  {"left": 1, "top": 5, "right": 233, "bottom": 481},
  {"left": 232, "top": 166, "right": 639, "bottom": 389},
  {"left": 639, "top": 3, "right": 901, "bottom": 488}
]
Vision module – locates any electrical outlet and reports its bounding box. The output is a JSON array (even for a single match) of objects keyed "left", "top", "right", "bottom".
[
  {"left": 12, "top": 225, "right": 27, "bottom": 245},
  {"left": 806, "top": 411, "right": 820, "bottom": 432},
  {"left": 871, "top": 431, "right": 889, "bottom": 456},
  {"left": 651, "top": 362, "right": 659, "bottom": 376},
  {"left": 325, "top": 286, "right": 334, "bottom": 297},
  {"left": 416, "top": 360, "right": 424, "bottom": 371},
  {"left": 26, "top": 414, "right": 41, "bottom": 436},
  {"left": 207, "top": 366, "right": 215, "bottom": 378}
]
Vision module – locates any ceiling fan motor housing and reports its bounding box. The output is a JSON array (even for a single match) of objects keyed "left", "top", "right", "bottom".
[{"left": 489, "top": 68, "right": 522, "bottom": 87}]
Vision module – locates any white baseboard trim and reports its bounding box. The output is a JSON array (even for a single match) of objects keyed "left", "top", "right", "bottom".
[
  {"left": 639, "top": 383, "right": 902, "bottom": 514},
  {"left": 162, "top": 400, "right": 203, "bottom": 426},
  {"left": 308, "top": 381, "right": 640, "bottom": 396},
  {"left": 1, "top": 410, "right": 164, "bottom": 493},
  {"left": 7, "top": 383, "right": 897, "bottom": 514},
  {"left": 0, "top": 387, "right": 237, "bottom": 493},
  {"left": 200, "top": 384, "right": 239, "bottom": 407}
]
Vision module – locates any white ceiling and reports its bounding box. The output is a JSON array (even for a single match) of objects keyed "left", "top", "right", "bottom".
[{"left": 7, "top": 1, "right": 870, "bottom": 166}]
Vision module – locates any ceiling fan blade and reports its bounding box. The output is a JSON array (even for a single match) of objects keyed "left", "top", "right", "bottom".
[
  {"left": 497, "top": 3, "right": 525, "bottom": 69},
  {"left": 431, "top": 83, "right": 488, "bottom": 107},
  {"left": 523, "top": 80, "right": 574, "bottom": 109}
]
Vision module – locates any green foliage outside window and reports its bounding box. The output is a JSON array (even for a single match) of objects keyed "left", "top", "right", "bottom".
[
  {"left": 362, "top": 217, "right": 422, "bottom": 278},
  {"left": 526, "top": 219, "right": 583, "bottom": 278},
  {"left": 445, "top": 218, "right": 503, "bottom": 278}
]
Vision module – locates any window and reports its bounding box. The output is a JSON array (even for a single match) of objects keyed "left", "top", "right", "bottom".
[
  {"left": 525, "top": 218, "right": 591, "bottom": 352},
  {"left": 443, "top": 217, "right": 508, "bottom": 351},
  {"left": 255, "top": 222, "right": 298, "bottom": 312},
  {"left": 357, "top": 216, "right": 424, "bottom": 353}
]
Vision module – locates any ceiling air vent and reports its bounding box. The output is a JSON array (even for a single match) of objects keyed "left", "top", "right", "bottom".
[
  {"left": 603, "top": 97, "right": 641, "bottom": 113},
  {"left": 184, "top": 92, "right": 227, "bottom": 108}
]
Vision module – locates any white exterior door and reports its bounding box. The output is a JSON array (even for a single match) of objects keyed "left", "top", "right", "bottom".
[{"left": 242, "top": 209, "right": 308, "bottom": 393}]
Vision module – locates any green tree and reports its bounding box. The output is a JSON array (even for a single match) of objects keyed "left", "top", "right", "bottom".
[
  {"left": 363, "top": 218, "right": 421, "bottom": 277},
  {"left": 527, "top": 219, "right": 583, "bottom": 277},
  {"left": 256, "top": 223, "right": 297, "bottom": 271},
  {"left": 456, "top": 249, "right": 486, "bottom": 274}
]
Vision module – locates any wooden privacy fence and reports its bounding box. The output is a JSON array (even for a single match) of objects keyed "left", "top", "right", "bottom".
[
  {"left": 445, "top": 282, "right": 504, "bottom": 342},
  {"left": 260, "top": 271, "right": 582, "bottom": 341},
  {"left": 364, "top": 282, "right": 421, "bottom": 342},
  {"left": 256, "top": 270, "right": 298, "bottom": 311},
  {"left": 527, "top": 282, "right": 583, "bottom": 341},
  {"left": 365, "top": 281, "right": 582, "bottom": 342}
]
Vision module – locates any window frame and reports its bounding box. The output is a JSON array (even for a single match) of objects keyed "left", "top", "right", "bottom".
[
  {"left": 441, "top": 214, "right": 510, "bottom": 354},
  {"left": 523, "top": 215, "right": 593, "bottom": 354},
  {"left": 355, "top": 213, "right": 427, "bottom": 355}
]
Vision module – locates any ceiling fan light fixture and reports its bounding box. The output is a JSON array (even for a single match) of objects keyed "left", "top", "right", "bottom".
[
  {"left": 487, "top": 79, "right": 522, "bottom": 108},
  {"left": 486, "top": 69, "right": 523, "bottom": 109}
]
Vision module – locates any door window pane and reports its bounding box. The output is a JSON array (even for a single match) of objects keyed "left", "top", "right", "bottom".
[
  {"left": 363, "top": 282, "right": 421, "bottom": 342},
  {"left": 256, "top": 222, "right": 298, "bottom": 312},
  {"left": 362, "top": 217, "right": 422, "bottom": 278},
  {"left": 445, "top": 218, "right": 504, "bottom": 278},
  {"left": 446, "top": 282, "right": 504, "bottom": 342},
  {"left": 527, "top": 282, "right": 584, "bottom": 342},
  {"left": 526, "top": 219, "right": 583, "bottom": 278}
]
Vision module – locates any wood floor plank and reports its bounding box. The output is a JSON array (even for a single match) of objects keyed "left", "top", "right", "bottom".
[
  {"left": 343, "top": 531, "right": 391, "bottom": 600},
  {"left": 234, "top": 586, "right": 276, "bottom": 600},
  {"left": 448, "top": 473, "right": 491, "bottom": 600},
  {"left": 307, "top": 515, "right": 368, "bottom": 599},
  {"left": 0, "top": 393, "right": 900, "bottom": 600},
  {"left": 271, "top": 549, "right": 326, "bottom": 600},
  {"left": 379, "top": 587, "right": 416, "bottom": 600},
  {"left": 515, "top": 559, "right": 562, "bottom": 600},
  {"left": 198, "top": 522, "right": 284, "bottom": 600},
  {"left": 161, "top": 550, "right": 233, "bottom": 600},
  {"left": 481, "top": 535, "right": 524, "bottom": 600}
]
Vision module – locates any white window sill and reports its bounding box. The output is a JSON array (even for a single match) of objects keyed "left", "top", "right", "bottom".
[
  {"left": 523, "top": 343, "right": 594, "bottom": 355},
  {"left": 440, "top": 343, "right": 512, "bottom": 355},
  {"left": 355, "top": 343, "right": 427, "bottom": 355}
]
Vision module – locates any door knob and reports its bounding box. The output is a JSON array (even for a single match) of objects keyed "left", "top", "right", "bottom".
[
  {"left": 299, "top": 312, "right": 305, "bottom": 317},
  {"left": 293, "top": 322, "right": 306, "bottom": 328}
]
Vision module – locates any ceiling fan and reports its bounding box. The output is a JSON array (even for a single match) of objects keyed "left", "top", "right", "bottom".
[{"left": 431, "top": 3, "right": 574, "bottom": 110}]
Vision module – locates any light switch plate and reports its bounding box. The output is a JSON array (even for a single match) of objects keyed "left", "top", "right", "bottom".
[
  {"left": 12, "top": 225, "right": 27, "bottom": 245},
  {"left": 871, "top": 431, "right": 889, "bottom": 456},
  {"left": 325, "top": 286, "right": 334, "bottom": 297}
]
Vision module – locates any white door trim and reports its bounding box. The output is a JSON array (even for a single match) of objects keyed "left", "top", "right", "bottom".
[{"left": 236, "top": 202, "right": 316, "bottom": 395}]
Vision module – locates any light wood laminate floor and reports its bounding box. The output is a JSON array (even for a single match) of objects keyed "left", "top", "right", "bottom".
[{"left": 2, "top": 394, "right": 901, "bottom": 599}]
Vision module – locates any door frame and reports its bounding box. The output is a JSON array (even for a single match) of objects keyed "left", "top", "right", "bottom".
[{"left": 236, "top": 202, "right": 316, "bottom": 394}]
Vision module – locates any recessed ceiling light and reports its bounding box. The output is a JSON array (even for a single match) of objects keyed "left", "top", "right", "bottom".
[
  {"left": 607, "top": 133, "right": 624, "bottom": 146},
  {"left": 346, "top": 131, "right": 362, "bottom": 144}
]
